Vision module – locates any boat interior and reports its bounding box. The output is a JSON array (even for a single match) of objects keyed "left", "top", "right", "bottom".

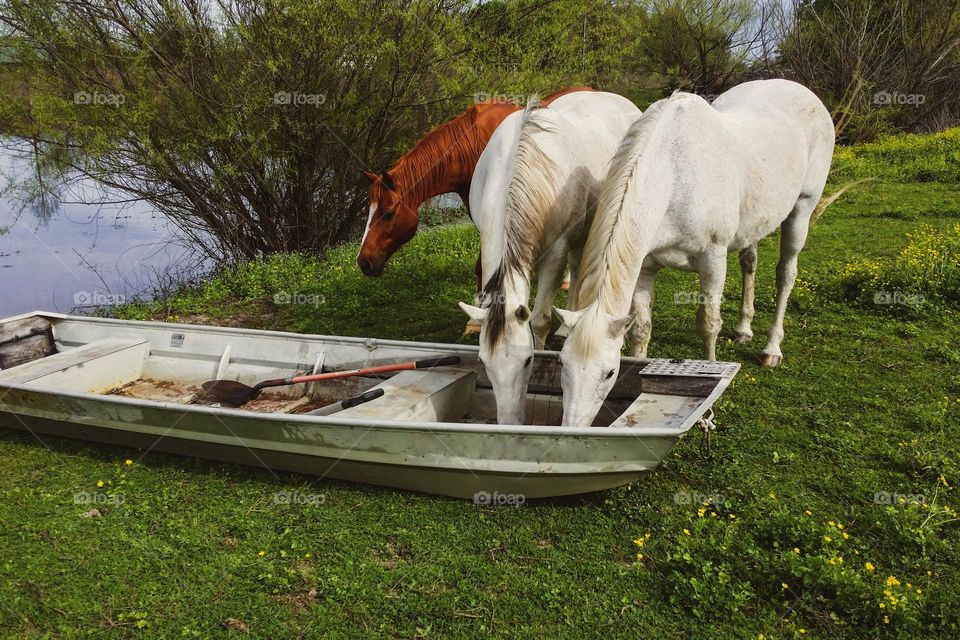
[{"left": 0, "top": 313, "right": 738, "bottom": 428}]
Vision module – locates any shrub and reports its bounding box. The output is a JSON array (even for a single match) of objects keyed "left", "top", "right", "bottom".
[
  {"left": 833, "top": 224, "right": 960, "bottom": 314},
  {"left": 831, "top": 128, "right": 960, "bottom": 183}
]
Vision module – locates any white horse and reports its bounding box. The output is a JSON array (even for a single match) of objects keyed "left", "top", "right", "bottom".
[
  {"left": 459, "top": 91, "right": 640, "bottom": 424},
  {"left": 555, "top": 80, "right": 834, "bottom": 427}
]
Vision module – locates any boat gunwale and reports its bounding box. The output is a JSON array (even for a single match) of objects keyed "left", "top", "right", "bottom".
[{"left": 0, "top": 311, "right": 739, "bottom": 438}]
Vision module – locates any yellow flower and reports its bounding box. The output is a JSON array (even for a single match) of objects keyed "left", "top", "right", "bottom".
[
  {"left": 96, "top": 480, "right": 104, "bottom": 488},
  {"left": 781, "top": 582, "right": 788, "bottom": 590},
  {"left": 842, "top": 532, "right": 850, "bottom": 539},
  {"left": 683, "top": 529, "right": 690, "bottom": 535},
  {"left": 258, "top": 550, "right": 266, "bottom": 557},
  {"left": 804, "top": 510, "right": 813, "bottom": 516},
  {"left": 633, "top": 533, "right": 651, "bottom": 547},
  {"left": 728, "top": 514, "right": 736, "bottom": 520},
  {"left": 304, "top": 553, "right": 312, "bottom": 559},
  {"left": 768, "top": 492, "right": 776, "bottom": 500},
  {"left": 124, "top": 459, "right": 133, "bottom": 466},
  {"left": 865, "top": 561, "right": 875, "bottom": 572},
  {"left": 823, "top": 535, "right": 832, "bottom": 542},
  {"left": 886, "top": 576, "right": 900, "bottom": 587},
  {"left": 793, "top": 548, "right": 800, "bottom": 555},
  {"left": 828, "top": 520, "right": 836, "bottom": 527},
  {"left": 883, "top": 616, "right": 890, "bottom": 624},
  {"left": 636, "top": 552, "right": 644, "bottom": 561},
  {"left": 697, "top": 507, "right": 706, "bottom": 518}
]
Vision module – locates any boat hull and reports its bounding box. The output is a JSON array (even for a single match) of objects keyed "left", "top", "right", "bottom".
[{"left": 0, "top": 312, "right": 738, "bottom": 499}]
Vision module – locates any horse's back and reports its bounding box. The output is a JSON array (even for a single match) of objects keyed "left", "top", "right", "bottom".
[
  {"left": 712, "top": 80, "right": 834, "bottom": 163},
  {"left": 709, "top": 80, "right": 835, "bottom": 247}
]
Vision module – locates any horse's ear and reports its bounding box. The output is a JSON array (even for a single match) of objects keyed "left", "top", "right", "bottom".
[
  {"left": 380, "top": 171, "right": 395, "bottom": 191},
  {"left": 608, "top": 314, "right": 634, "bottom": 338},
  {"left": 459, "top": 302, "right": 488, "bottom": 323},
  {"left": 514, "top": 305, "right": 530, "bottom": 323},
  {"left": 552, "top": 307, "right": 582, "bottom": 329},
  {"left": 363, "top": 170, "right": 378, "bottom": 183}
]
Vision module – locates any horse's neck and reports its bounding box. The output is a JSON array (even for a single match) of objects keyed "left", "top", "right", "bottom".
[
  {"left": 391, "top": 105, "right": 510, "bottom": 207},
  {"left": 589, "top": 179, "right": 671, "bottom": 317}
]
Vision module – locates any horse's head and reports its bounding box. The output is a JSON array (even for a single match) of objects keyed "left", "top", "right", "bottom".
[
  {"left": 554, "top": 306, "right": 633, "bottom": 427},
  {"left": 357, "top": 170, "right": 419, "bottom": 277},
  {"left": 459, "top": 300, "right": 534, "bottom": 425}
]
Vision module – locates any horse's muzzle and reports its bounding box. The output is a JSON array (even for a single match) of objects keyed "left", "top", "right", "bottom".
[{"left": 358, "top": 256, "right": 385, "bottom": 277}]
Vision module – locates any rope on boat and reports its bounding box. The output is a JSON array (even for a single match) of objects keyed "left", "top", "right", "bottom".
[{"left": 697, "top": 409, "right": 717, "bottom": 459}]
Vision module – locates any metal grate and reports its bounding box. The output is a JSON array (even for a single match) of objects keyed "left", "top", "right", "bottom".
[{"left": 640, "top": 359, "right": 739, "bottom": 378}]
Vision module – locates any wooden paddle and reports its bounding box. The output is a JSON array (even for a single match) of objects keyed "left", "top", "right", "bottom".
[{"left": 200, "top": 356, "right": 461, "bottom": 406}]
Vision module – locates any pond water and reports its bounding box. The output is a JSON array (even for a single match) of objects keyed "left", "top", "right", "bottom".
[{"left": 0, "top": 143, "right": 205, "bottom": 319}]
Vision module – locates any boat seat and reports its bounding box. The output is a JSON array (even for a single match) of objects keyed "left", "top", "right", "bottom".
[
  {"left": 609, "top": 393, "right": 705, "bottom": 429},
  {"left": 333, "top": 367, "right": 476, "bottom": 423},
  {"left": 0, "top": 337, "right": 150, "bottom": 393}
]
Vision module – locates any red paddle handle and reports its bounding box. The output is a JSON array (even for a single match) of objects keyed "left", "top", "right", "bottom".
[{"left": 287, "top": 356, "right": 460, "bottom": 385}]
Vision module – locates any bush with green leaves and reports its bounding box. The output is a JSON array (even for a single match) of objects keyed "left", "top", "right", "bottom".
[
  {"left": 831, "top": 128, "right": 960, "bottom": 183},
  {"left": 831, "top": 223, "right": 960, "bottom": 314}
]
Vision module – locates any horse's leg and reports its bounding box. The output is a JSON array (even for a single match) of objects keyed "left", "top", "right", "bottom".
[
  {"left": 696, "top": 248, "right": 729, "bottom": 361},
  {"left": 530, "top": 249, "right": 568, "bottom": 349},
  {"left": 460, "top": 187, "right": 483, "bottom": 334},
  {"left": 761, "top": 197, "right": 815, "bottom": 367},
  {"left": 732, "top": 243, "right": 758, "bottom": 343},
  {"left": 627, "top": 267, "right": 658, "bottom": 358},
  {"left": 565, "top": 246, "right": 583, "bottom": 311},
  {"left": 463, "top": 250, "right": 483, "bottom": 335}
]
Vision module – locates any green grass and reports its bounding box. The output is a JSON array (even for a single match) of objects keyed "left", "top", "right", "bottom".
[{"left": 2, "top": 134, "right": 960, "bottom": 639}]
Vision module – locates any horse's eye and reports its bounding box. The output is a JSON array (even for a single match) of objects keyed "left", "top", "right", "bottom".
[
  {"left": 524, "top": 356, "right": 533, "bottom": 367},
  {"left": 605, "top": 370, "right": 615, "bottom": 380},
  {"left": 381, "top": 210, "right": 394, "bottom": 221}
]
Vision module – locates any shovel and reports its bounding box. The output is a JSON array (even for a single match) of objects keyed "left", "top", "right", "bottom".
[{"left": 200, "top": 355, "right": 461, "bottom": 406}]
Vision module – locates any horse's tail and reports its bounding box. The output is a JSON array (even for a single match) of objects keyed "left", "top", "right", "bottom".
[{"left": 811, "top": 178, "right": 874, "bottom": 224}]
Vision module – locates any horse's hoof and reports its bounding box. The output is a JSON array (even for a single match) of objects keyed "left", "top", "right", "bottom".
[
  {"left": 731, "top": 331, "right": 753, "bottom": 344},
  {"left": 759, "top": 353, "right": 782, "bottom": 368},
  {"left": 463, "top": 320, "right": 482, "bottom": 335}
]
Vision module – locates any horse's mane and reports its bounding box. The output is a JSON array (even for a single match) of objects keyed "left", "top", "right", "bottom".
[
  {"left": 390, "top": 102, "right": 499, "bottom": 193},
  {"left": 572, "top": 97, "right": 673, "bottom": 356},
  {"left": 483, "top": 100, "right": 565, "bottom": 347}
]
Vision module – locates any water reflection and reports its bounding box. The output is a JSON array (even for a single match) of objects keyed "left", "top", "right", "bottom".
[{"left": 0, "top": 141, "right": 207, "bottom": 318}]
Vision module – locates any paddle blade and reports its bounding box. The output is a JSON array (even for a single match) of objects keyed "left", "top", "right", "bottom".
[{"left": 200, "top": 379, "right": 258, "bottom": 406}]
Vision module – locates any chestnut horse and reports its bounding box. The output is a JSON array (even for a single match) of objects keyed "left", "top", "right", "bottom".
[{"left": 357, "top": 87, "right": 594, "bottom": 278}]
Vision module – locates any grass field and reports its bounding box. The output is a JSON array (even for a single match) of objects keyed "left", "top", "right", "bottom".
[{"left": 1, "top": 131, "right": 959, "bottom": 638}]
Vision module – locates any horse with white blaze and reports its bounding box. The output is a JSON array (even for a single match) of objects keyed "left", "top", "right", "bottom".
[
  {"left": 459, "top": 91, "right": 640, "bottom": 424},
  {"left": 556, "top": 79, "right": 834, "bottom": 427}
]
